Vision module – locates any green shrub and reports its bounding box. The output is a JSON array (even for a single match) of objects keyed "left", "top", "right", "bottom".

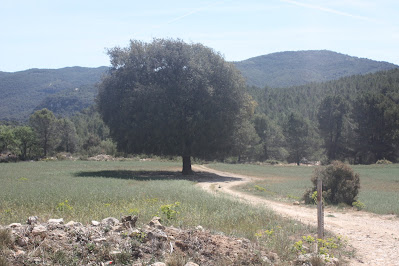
[
  {"left": 352, "top": 200, "right": 366, "bottom": 211},
  {"left": 303, "top": 161, "right": 360, "bottom": 205},
  {"left": 99, "top": 139, "right": 117, "bottom": 156}
]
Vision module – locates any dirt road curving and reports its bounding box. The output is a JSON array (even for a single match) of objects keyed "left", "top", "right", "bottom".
[{"left": 193, "top": 165, "right": 399, "bottom": 265}]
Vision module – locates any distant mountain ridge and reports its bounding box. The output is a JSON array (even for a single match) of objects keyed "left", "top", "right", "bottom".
[
  {"left": 0, "top": 66, "right": 108, "bottom": 121},
  {"left": 233, "top": 50, "right": 399, "bottom": 88},
  {"left": 1, "top": 50, "right": 398, "bottom": 121}
]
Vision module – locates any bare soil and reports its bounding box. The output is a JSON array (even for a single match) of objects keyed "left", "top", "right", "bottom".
[{"left": 193, "top": 165, "right": 399, "bottom": 266}]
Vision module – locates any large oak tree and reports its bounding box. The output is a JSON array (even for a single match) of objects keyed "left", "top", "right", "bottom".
[{"left": 98, "top": 39, "right": 252, "bottom": 174}]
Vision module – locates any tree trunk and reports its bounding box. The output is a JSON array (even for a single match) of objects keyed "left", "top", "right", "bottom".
[{"left": 182, "top": 155, "right": 193, "bottom": 175}]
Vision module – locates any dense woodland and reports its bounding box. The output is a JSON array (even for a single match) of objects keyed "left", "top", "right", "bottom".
[
  {"left": 248, "top": 68, "right": 399, "bottom": 164},
  {"left": 1, "top": 50, "right": 398, "bottom": 165}
]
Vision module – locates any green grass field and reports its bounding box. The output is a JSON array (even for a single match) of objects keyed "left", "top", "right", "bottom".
[
  {"left": 206, "top": 163, "right": 399, "bottom": 215},
  {"left": 0, "top": 160, "right": 346, "bottom": 261}
]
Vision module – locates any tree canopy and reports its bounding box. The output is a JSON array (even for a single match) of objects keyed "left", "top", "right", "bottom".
[{"left": 98, "top": 39, "right": 253, "bottom": 174}]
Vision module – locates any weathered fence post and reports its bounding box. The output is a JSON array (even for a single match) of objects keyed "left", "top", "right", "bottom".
[{"left": 317, "top": 177, "right": 324, "bottom": 241}]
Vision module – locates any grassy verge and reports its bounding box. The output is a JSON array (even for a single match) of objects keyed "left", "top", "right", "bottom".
[
  {"left": 205, "top": 163, "right": 399, "bottom": 215},
  {"left": 0, "top": 160, "right": 354, "bottom": 262}
]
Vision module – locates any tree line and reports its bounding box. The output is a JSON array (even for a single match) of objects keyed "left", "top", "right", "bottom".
[
  {"left": 1, "top": 39, "right": 398, "bottom": 167},
  {"left": 0, "top": 107, "right": 116, "bottom": 161},
  {"left": 245, "top": 68, "right": 399, "bottom": 165}
]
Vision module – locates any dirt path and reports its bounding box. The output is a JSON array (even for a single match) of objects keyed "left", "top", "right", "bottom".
[{"left": 193, "top": 165, "right": 399, "bottom": 265}]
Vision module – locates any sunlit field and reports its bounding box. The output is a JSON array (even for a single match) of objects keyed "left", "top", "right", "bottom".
[
  {"left": 206, "top": 163, "right": 399, "bottom": 215},
  {"left": 0, "top": 160, "right": 344, "bottom": 261}
]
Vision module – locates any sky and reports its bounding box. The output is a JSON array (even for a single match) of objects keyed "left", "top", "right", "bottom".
[{"left": 1, "top": 0, "right": 399, "bottom": 72}]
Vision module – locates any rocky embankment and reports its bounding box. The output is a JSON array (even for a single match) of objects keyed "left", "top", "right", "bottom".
[{"left": 0, "top": 216, "right": 278, "bottom": 265}]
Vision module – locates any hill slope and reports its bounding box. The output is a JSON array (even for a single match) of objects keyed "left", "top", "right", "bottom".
[
  {"left": 249, "top": 68, "right": 399, "bottom": 122},
  {"left": 0, "top": 66, "right": 108, "bottom": 121},
  {"left": 234, "top": 50, "right": 399, "bottom": 88},
  {"left": 1, "top": 50, "right": 398, "bottom": 122}
]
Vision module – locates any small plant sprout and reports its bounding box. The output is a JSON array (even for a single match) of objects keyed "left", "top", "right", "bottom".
[
  {"left": 264, "top": 229, "right": 274, "bottom": 236},
  {"left": 302, "top": 235, "right": 315, "bottom": 244},
  {"left": 254, "top": 185, "right": 267, "bottom": 192},
  {"left": 254, "top": 232, "right": 263, "bottom": 238},
  {"left": 56, "top": 200, "right": 73, "bottom": 212},
  {"left": 352, "top": 200, "right": 366, "bottom": 211},
  {"left": 160, "top": 202, "right": 181, "bottom": 220},
  {"left": 293, "top": 240, "right": 306, "bottom": 254},
  {"left": 311, "top": 191, "right": 318, "bottom": 205}
]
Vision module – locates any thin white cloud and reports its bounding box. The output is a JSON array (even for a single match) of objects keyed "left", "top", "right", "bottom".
[
  {"left": 154, "top": 0, "right": 233, "bottom": 28},
  {"left": 280, "top": 0, "right": 380, "bottom": 23}
]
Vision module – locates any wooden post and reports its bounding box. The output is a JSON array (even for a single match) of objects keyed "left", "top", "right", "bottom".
[{"left": 317, "top": 177, "right": 324, "bottom": 240}]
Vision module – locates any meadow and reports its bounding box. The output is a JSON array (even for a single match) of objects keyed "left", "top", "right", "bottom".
[
  {"left": 206, "top": 163, "right": 399, "bottom": 215},
  {"left": 0, "top": 159, "right": 346, "bottom": 261}
]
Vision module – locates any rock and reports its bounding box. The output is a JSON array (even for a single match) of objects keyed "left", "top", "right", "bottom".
[
  {"left": 110, "top": 250, "right": 122, "bottom": 255},
  {"left": 93, "top": 237, "right": 107, "bottom": 243},
  {"left": 17, "top": 237, "right": 29, "bottom": 247},
  {"left": 65, "top": 221, "right": 81, "bottom": 227},
  {"left": 121, "top": 215, "right": 138, "bottom": 228},
  {"left": 101, "top": 217, "right": 120, "bottom": 226},
  {"left": 149, "top": 217, "right": 165, "bottom": 230},
  {"left": 147, "top": 229, "right": 168, "bottom": 241},
  {"left": 293, "top": 201, "right": 300, "bottom": 205},
  {"left": 268, "top": 252, "right": 280, "bottom": 262},
  {"left": 151, "top": 263, "right": 166, "bottom": 266},
  {"left": 112, "top": 225, "right": 124, "bottom": 232},
  {"left": 14, "top": 249, "right": 26, "bottom": 256},
  {"left": 175, "top": 240, "right": 190, "bottom": 251},
  {"left": 32, "top": 225, "right": 47, "bottom": 236},
  {"left": 129, "top": 229, "right": 142, "bottom": 237},
  {"left": 88, "top": 154, "right": 115, "bottom": 161},
  {"left": 27, "top": 216, "right": 39, "bottom": 225},
  {"left": 166, "top": 226, "right": 180, "bottom": 235},
  {"left": 195, "top": 225, "right": 204, "bottom": 231},
  {"left": 327, "top": 257, "right": 340, "bottom": 265},
  {"left": 91, "top": 220, "right": 100, "bottom": 226},
  {"left": 261, "top": 256, "right": 272, "bottom": 264},
  {"left": 48, "top": 218, "right": 64, "bottom": 224},
  {"left": 56, "top": 232, "right": 66, "bottom": 238},
  {"left": 185, "top": 262, "right": 199, "bottom": 266},
  {"left": 8, "top": 223, "right": 22, "bottom": 228},
  {"left": 296, "top": 253, "right": 312, "bottom": 264}
]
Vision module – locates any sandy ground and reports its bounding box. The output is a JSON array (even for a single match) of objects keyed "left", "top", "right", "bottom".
[{"left": 193, "top": 165, "right": 399, "bottom": 265}]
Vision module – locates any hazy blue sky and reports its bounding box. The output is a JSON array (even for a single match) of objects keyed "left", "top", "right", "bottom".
[{"left": 1, "top": 0, "right": 398, "bottom": 72}]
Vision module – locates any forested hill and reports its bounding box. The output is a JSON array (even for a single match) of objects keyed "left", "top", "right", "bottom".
[
  {"left": 0, "top": 66, "right": 108, "bottom": 121},
  {"left": 250, "top": 68, "right": 399, "bottom": 122},
  {"left": 1, "top": 50, "right": 398, "bottom": 122},
  {"left": 234, "top": 50, "right": 399, "bottom": 88}
]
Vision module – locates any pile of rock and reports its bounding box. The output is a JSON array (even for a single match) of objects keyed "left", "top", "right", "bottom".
[
  {"left": 87, "top": 154, "right": 116, "bottom": 161},
  {"left": 1, "top": 216, "right": 277, "bottom": 265}
]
